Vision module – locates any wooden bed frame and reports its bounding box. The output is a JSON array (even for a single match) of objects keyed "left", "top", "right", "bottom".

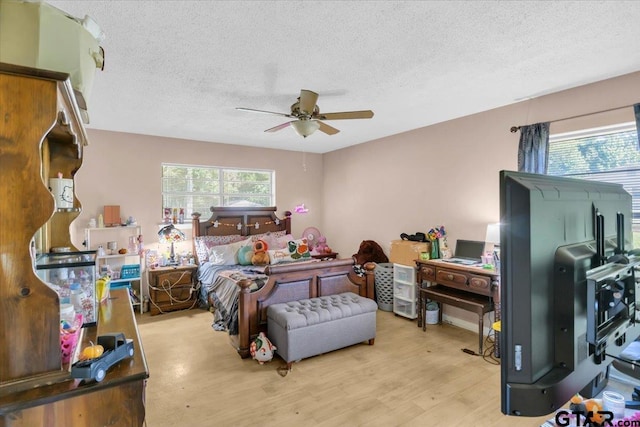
[{"left": 191, "top": 207, "right": 376, "bottom": 358}]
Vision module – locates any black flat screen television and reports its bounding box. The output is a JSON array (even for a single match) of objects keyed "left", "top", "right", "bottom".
[{"left": 500, "top": 170, "right": 640, "bottom": 417}]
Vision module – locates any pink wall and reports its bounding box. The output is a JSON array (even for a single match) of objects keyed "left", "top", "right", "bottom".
[
  {"left": 71, "top": 132, "right": 324, "bottom": 257},
  {"left": 71, "top": 70, "right": 640, "bottom": 328},
  {"left": 323, "top": 70, "right": 640, "bottom": 327},
  {"left": 323, "top": 71, "right": 640, "bottom": 259}
]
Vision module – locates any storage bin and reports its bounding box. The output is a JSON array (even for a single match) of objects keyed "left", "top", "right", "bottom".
[
  {"left": 0, "top": 0, "right": 104, "bottom": 122},
  {"left": 394, "top": 281, "right": 415, "bottom": 300},
  {"left": 393, "top": 263, "right": 416, "bottom": 284},
  {"left": 120, "top": 264, "right": 140, "bottom": 279},
  {"left": 36, "top": 251, "right": 97, "bottom": 326},
  {"left": 374, "top": 263, "right": 394, "bottom": 311},
  {"left": 393, "top": 299, "right": 415, "bottom": 318},
  {"left": 60, "top": 313, "right": 82, "bottom": 364},
  {"left": 425, "top": 301, "right": 439, "bottom": 325}
]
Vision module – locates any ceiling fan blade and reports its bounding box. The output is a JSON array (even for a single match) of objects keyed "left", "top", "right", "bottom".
[
  {"left": 236, "top": 107, "right": 294, "bottom": 119},
  {"left": 264, "top": 121, "right": 294, "bottom": 133},
  {"left": 317, "top": 121, "right": 340, "bottom": 135},
  {"left": 298, "top": 90, "right": 319, "bottom": 115},
  {"left": 315, "top": 110, "right": 374, "bottom": 120}
]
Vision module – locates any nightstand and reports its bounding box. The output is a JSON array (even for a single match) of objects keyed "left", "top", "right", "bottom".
[
  {"left": 148, "top": 264, "right": 198, "bottom": 315},
  {"left": 311, "top": 252, "right": 338, "bottom": 260}
]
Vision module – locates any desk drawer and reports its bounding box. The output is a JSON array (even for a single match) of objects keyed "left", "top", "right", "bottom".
[
  {"left": 468, "top": 274, "right": 492, "bottom": 296},
  {"left": 419, "top": 265, "right": 436, "bottom": 282},
  {"left": 435, "top": 268, "right": 468, "bottom": 290}
]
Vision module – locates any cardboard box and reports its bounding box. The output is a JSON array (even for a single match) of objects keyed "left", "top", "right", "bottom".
[
  {"left": 104, "top": 205, "right": 120, "bottom": 226},
  {"left": 389, "top": 240, "right": 429, "bottom": 266},
  {"left": 0, "top": 0, "right": 104, "bottom": 121}
]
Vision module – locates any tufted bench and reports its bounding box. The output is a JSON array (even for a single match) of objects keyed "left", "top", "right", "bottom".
[{"left": 267, "top": 292, "right": 377, "bottom": 369}]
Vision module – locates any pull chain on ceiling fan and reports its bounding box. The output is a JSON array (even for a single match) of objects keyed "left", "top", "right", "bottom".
[{"left": 236, "top": 89, "right": 374, "bottom": 138}]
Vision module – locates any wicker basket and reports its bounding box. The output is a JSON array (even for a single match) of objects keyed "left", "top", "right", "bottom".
[{"left": 374, "top": 263, "right": 394, "bottom": 311}]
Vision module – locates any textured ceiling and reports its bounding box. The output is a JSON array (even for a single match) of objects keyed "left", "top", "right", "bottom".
[{"left": 47, "top": 0, "right": 640, "bottom": 153}]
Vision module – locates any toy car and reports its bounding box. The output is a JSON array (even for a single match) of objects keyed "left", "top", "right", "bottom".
[{"left": 71, "top": 332, "right": 134, "bottom": 382}]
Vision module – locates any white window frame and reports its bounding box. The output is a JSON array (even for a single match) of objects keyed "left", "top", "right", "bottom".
[
  {"left": 548, "top": 121, "right": 640, "bottom": 244},
  {"left": 161, "top": 163, "right": 275, "bottom": 218}
]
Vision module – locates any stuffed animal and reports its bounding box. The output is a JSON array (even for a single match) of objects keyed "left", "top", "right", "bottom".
[
  {"left": 287, "top": 238, "right": 311, "bottom": 260},
  {"left": 568, "top": 393, "right": 607, "bottom": 425},
  {"left": 250, "top": 332, "right": 276, "bottom": 364},
  {"left": 352, "top": 240, "right": 389, "bottom": 265},
  {"left": 237, "top": 245, "right": 254, "bottom": 266},
  {"left": 315, "top": 236, "right": 329, "bottom": 253},
  {"left": 251, "top": 239, "right": 270, "bottom": 265}
]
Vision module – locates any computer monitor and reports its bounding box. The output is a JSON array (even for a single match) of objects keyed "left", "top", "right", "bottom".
[{"left": 500, "top": 170, "right": 640, "bottom": 417}]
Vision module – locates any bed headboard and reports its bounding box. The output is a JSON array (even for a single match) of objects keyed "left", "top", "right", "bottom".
[{"left": 191, "top": 207, "right": 291, "bottom": 240}]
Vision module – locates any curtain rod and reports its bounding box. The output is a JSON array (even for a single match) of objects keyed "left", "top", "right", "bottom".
[{"left": 510, "top": 102, "right": 638, "bottom": 133}]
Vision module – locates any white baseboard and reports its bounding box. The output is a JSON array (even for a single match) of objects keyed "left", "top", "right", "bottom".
[{"left": 442, "top": 313, "right": 494, "bottom": 337}]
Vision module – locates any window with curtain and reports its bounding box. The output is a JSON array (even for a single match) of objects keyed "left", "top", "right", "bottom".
[
  {"left": 547, "top": 122, "right": 640, "bottom": 246},
  {"left": 161, "top": 164, "right": 275, "bottom": 218}
]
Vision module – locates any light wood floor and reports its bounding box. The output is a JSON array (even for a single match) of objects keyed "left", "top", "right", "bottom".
[{"left": 136, "top": 308, "right": 551, "bottom": 427}]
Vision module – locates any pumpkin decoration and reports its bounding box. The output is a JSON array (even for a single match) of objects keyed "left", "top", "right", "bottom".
[{"left": 79, "top": 341, "right": 104, "bottom": 361}]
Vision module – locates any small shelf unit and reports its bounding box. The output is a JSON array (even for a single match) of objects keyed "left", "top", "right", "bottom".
[
  {"left": 84, "top": 226, "right": 144, "bottom": 313},
  {"left": 393, "top": 263, "right": 418, "bottom": 319}
]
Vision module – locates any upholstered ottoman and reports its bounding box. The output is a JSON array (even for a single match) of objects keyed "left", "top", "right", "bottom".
[{"left": 267, "top": 292, "right": 377, "bottom": 369}]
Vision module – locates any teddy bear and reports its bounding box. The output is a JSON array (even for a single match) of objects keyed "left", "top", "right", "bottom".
[
  {"left": 251, "top": 239, "right": 270, "bottom": 265},
  {"left": 315, "top": 236, "right": 329, "bottom": 254},
  {"left": 352, "top": 240, "right": 389, "bottom": 265}
]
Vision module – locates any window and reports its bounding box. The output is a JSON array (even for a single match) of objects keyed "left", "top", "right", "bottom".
[
  {"left": 161, "top": 164, "right": 275, "bottom": 217},
  {"left": 547, "top": 122, "right": 640, "bottom": 246}
]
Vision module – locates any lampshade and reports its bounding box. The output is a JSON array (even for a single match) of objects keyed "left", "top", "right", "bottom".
[
  {"left": 157, "top": 224, "right": 185, "bottom": 243},
  {"left": 291, "top": 120, "right": 320, "bottom": 138},
  {"left": 485, "top": 223, "right": 500, "bottom": 245},
  {"left": 158, "top": 224, "right": 185, "bottom": 266}
]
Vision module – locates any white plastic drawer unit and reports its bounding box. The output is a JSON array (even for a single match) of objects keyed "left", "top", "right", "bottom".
[
  {"left": 394, "top": 281, "right": 417, "bottom": 300},
  {"left": 393, "top": 264, "right": 418, "bottom": 319},
  {"left": 393, "top": 263, "right": 416, "bottom": 284},
  {"left": 393, "top": 298, "right": 416, "bottom": 319}
]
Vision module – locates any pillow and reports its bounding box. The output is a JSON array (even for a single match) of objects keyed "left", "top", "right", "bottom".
[
  {"left": 250, "top": 230, "right": 287, "bottom": 249},
  {"left": 237, "top": 245, "right": 254, "bottom": 266},
  {"left": 268, "top": 238, "right": 312, "bottom": 265},
  {"left": 275, "top": 234, "right": 295, "bottom": 250},
  {"left": 194, "top": 235, "right": 245, "bottom": 264},
  {"left": 208, "top": 238, "right": 252, "bottom": 265}
]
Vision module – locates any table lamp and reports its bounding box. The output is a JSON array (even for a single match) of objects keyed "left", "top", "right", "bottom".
[{"left": 157, "top": 224, "right": 185, "bottom": 266}]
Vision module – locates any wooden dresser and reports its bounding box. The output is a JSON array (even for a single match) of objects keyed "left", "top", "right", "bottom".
[
  {"left": 0, "top": 63, "right": 148, "bottom": 426},
  {"left": 415, "top": 259, "right": 500, "bottom": 354}
]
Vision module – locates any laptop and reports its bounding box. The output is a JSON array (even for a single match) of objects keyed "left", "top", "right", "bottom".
[{"left": 442, "top": 239, "right": 485, "bottom": 265}]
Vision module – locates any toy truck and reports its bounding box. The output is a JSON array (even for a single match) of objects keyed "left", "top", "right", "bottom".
[{"left": 71, "top": 332, "right": 134, "bottom": 382}]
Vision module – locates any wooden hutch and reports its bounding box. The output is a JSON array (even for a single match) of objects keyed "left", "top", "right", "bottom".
[{"left": 0, "top": 63, "right": 149, "bottom": 426}]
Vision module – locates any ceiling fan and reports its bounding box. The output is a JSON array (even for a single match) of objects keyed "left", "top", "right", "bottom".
[{"left": 236, "top": 89, "right": 374, "bottom": 138}]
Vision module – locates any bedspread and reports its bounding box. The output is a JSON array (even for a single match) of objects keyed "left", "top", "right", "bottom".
[{"left": 198, "top": 263, "right": 268, "bottom": 335}]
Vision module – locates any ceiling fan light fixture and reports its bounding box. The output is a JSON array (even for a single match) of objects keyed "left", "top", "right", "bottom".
[{"left": 291, "top": 120, "right": 320, "bottom": 138}]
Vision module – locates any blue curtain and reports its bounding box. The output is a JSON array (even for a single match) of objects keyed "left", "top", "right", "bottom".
[
  {"left": 517, "top": 122, "right": 550, "bottom": 174},
  {"left": 634, "top": 103, "right": 640, "bottom": 150}
]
